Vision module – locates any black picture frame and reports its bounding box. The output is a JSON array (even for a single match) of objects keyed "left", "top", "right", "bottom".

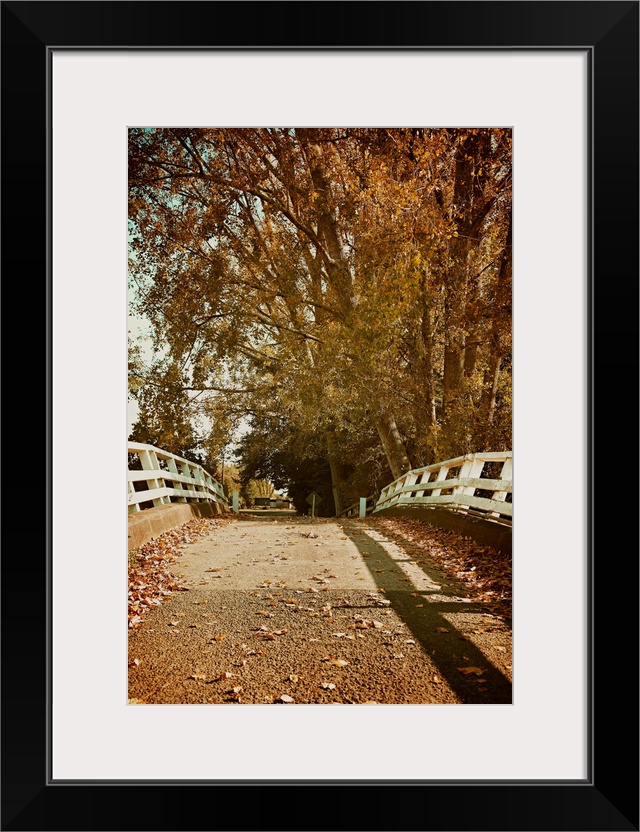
[{"left": 2, "top": 2, "right": 638, "bottom": 830}]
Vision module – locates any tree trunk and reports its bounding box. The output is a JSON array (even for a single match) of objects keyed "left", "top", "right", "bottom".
[
  {"left": 484, "top": 356, "right": 501, "bottom": 427},
  {"left": 413, "top": 284, "right": 438, "bottom": 464},
  {"left": 374, "top": 410, "right": 413, "bottom": 479},
  {"left": 442, "top": 238, "right": 470, "bottom": 418},
  {"left": 443, "top": 342, "right": 465, "bottom": 415},
  {"left": 325, "top": 430, "right": 344, "bottom": 516},
  {"left": 481, "top": 213, "right": 511, "bottom": 445},
  {"left": 420, "top": 286, "right": 438, "bottom": 430},
  {"left": 443, "top": 130, "right": 493, "bottom": 417},
  {"left": 464, "top": 333, "right": 480, "bottom": 377}
]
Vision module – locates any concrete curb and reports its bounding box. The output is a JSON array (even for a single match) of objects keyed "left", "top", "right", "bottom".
[{"left": 128, "top": 502, "right": 231, "bottom": 551}]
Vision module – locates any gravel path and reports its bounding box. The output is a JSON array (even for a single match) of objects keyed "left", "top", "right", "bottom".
[{"left": 128, "top": 516, "right": 512, "bottom": 705}]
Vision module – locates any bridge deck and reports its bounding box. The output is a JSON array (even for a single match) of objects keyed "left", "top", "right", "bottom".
[{"left": 128, "top": 515, "right": 511, "bottom": 705}]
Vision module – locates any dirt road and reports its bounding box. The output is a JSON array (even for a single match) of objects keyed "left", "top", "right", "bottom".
[{"left": 128, "top": 516, "right": 512, "bottom": 705}]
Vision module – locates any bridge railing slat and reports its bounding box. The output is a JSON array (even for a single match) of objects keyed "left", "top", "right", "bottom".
[
  {"left": 372, "top": 451, "right": 512, "bottom": 524},
  {"left": 339, "top": 451, "right": 512, "bottom": 525},
  {"left": 128, "top": 442, "right": 228, "bottom": 512}
]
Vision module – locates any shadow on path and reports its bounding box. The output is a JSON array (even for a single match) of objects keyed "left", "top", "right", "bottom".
[{"left": 338, "top": 521, "right": 512, "bottom": 704}]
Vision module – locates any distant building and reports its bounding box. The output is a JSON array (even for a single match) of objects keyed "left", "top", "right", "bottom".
[{"left": 254, "top": 495, "right": 294, "bottom": 510}]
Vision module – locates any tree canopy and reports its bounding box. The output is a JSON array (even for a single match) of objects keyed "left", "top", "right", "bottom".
[{"left": 129, "top": 127, "right": 512, "bottom": 515}]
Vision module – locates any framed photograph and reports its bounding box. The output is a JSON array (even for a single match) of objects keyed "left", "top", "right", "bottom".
[{"left": 3, "top": 1, "right": 637, "bottom": 830}]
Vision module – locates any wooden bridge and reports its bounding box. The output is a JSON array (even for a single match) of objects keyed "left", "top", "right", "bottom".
[
  {"left": 127, "top": 440, "right": 513, "bottom": 706},
  {"left": 128, "top": 442, "right": 512, "bottom": 525}
]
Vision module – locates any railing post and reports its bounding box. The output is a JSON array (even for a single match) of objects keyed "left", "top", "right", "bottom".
[
  {"left": 359, "top": 498, "right": 367, "bottom": 518},
  {"left": 166, "top": 456, "right": 187, "bottom": 502},
  {"left": 139, "top": 448, "right": 170, "bottom": 507},
  {"left": 489, "top": 456, "right": 513, "bottom": 517},
  {"left": 179, "top": 461, "right": 193, "bottom": 501},
  {"left": 232, "top": 491, "right": 239, "bottom": 513},
  {"left": 430, "top": 463, "right": 451, "bottom": 497},
  {"left": 128, "top": 479, "right": 141, "bottom": 512},
  {"left": 401, "top": 471, "right": 420, "bottom": 500},
  {"left": 453, "top": 454, "right": 486, "bottom": 513},
  {"left": 456, "top": 454, "right": 486, "bottom": 497}
]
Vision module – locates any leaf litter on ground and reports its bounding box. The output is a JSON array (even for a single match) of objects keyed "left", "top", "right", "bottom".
[
  {"left": 128, "top": 517, "right": 235, "bottom": 627},
  {"left": 367, "top": 517, "right": 512, "bottom": 620}
]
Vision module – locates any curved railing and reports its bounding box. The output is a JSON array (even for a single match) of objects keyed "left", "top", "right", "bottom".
[
  {"left": 372, "top": 451, "right": 512, "bottom": 524},
  {"left": 128, "top": 441, "right": 228, "bottom": 513}
]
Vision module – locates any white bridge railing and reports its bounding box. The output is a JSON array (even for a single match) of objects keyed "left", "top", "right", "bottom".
[
  {"left": 128, "top": 441, "right": 228, "bottom": 513},
  {"left": 373, "top": 451, "right": 512, "bottom": 524}
]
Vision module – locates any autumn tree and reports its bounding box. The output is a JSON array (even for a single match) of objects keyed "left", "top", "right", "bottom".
[{"left": 129, "top": 127, "right": 511, "bottom": 511}]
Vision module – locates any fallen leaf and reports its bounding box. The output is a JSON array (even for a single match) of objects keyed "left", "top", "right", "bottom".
[
  {"left": 128, "top": 658, "right": 141, "bottom": 667},
  {"left": 189, "top": 673, "right": 207, "bottom": 681},
  {"left": 321, "top": 682, "right": 336, "bottom": 690},
  {"left": 169, "top": 621, "right": 180, "bottom": 627},
  {"left": 436, "top": 627, "right": 449, "bottom": 633},
  {"left": 289, "top": 674, "right": 299, "bottom": 683},
  {"left": 405, "top": 639, "right": 416, "bottom": 645},
  {"left": 322, "top": 657, "right": 349, "bottom": 667},
  {"left": 218, "top": 671, "right": 233, "bottom": 680},
  {"left": 213, "top": 634, "right": 227, "bottom": 642},
  {"left": 276, "top": 694, "right": 294, "bottom": 703},
  {"left": 457, "top": 666, "right": 485, "bottom": 676}
]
